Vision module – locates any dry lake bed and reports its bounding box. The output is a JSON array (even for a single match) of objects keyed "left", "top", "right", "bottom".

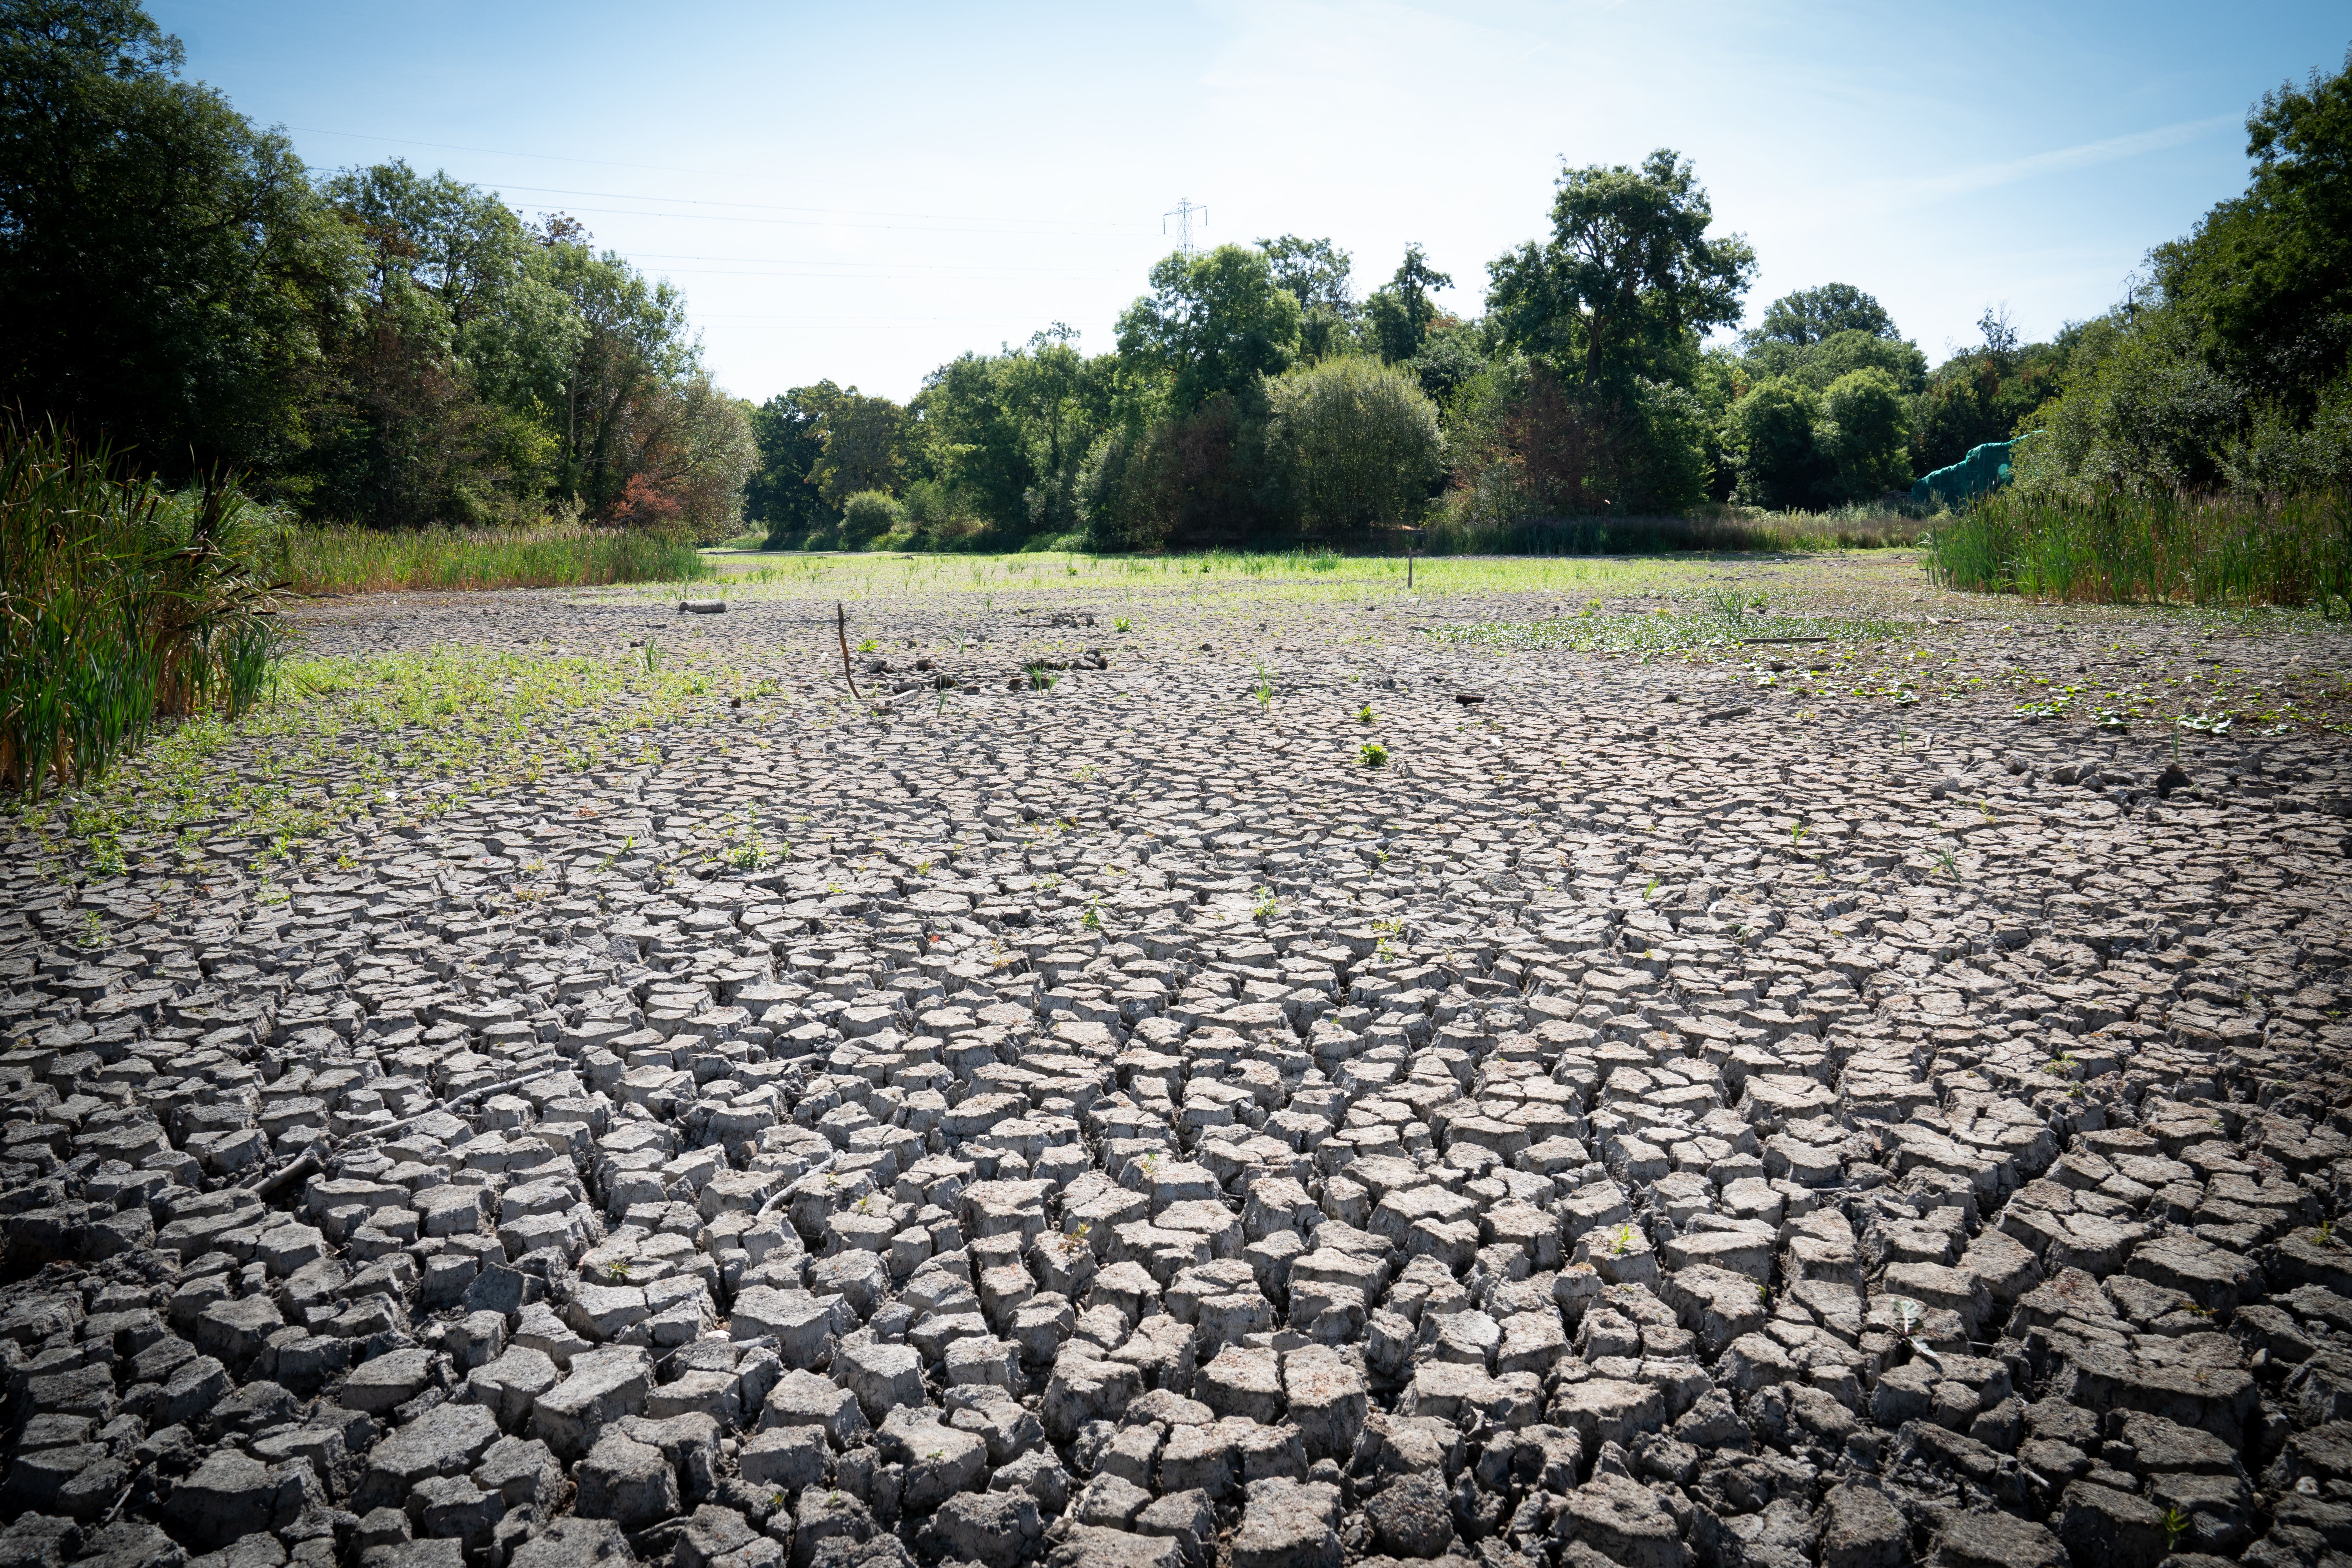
[{"left": 4, "top": 549, "right": 2351, "bottom": 1568}]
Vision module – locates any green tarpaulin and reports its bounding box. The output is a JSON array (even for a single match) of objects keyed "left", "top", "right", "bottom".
[{"left": 1912, "top": 432, "right": 2038, "bottom": 508}]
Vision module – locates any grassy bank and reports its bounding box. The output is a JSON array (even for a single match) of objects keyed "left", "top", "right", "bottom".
[
  {"left": 1928, "top": 488, "right": 2352, "bottom": 609},
  {"left": 1, "top": 423, "right": 283, "bottom": 799},
  {"left": 284, "top": 523, "right": 714, "bottom": 595}
]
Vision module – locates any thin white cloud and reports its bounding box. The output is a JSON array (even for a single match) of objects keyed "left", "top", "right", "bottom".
[{"left": 1869, "top": 114, "right": 2241, "bottom": 210}]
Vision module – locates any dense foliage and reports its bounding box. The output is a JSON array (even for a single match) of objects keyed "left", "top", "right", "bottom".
[{"left": 0, "top": 0, "right": 753, "bottom": 537}]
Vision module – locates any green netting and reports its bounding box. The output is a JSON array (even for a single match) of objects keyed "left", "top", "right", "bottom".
[{"left": 1912, "top": 432, "right": 2038, "bottom": 508}]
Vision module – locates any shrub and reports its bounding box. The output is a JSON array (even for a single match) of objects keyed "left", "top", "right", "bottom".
[
  {"left": 838, "top": 490, "right": 901, "bottom": 550},
  {"left": 1266, "top": 356, "right": 1444, "bottom": 543}
]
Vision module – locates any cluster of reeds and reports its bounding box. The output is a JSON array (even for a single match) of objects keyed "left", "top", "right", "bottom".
[
  {"left": 1927, "top": 486, "right": 2352, "bottom": 609},
  {"left": 0, "top": 420, "right": 285, "bottom": 800},
  {"left": 284, "top": 523, "right": 713, "bottom": 594},
  {"left": 1418, "top": 509, "right": 1924, "bottom": 556}
]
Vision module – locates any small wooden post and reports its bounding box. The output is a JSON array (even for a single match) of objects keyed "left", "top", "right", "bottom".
[
  {"left": 836, "top": 602, "right": 862, "bottom": 700},
  {"left": 1402, "top": 525, "right": 1425, "bottom": 588}
]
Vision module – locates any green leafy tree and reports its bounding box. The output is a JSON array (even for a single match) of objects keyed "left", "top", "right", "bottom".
[
  {"left": 1817, "top": 368, "right": 1911, "bottom": 498},
  {"left": 2152, "top": 46, "right": 2352, "bottom": 405},
  {"left": 913, "top": 352, "right": 1029, "bottom": 528},
  {"left": 542, "top": 239, "right": 698, "bottom": 519},
  {"left": 1911, "top": 308, "right": 2066, "bottom": 473},
  {"left": 746, "top": 383, "right": 840, "bottom": 545},
  {"left": 2020, "top": 48, "right": 2352, "bottom": 494},
  {"left": 1258, "top": 236, "right": 1356, "bottom": 363},
  {"left": 998, "top": 324, "right": 1112, "bottom": 533},
  {"left": 1486, "top": 149, "right": 1756, "bottom": 392},
  {"left": 1406, "top": 323, "right": 1490, "bottom": 407},
  {"left": 309, "top": 160, "right": 563, "bottom": 525},
  {"left": 1366, "top": 243, "right": 1454, "bottom": 363},
  {"left": 1742, "top": 283, "right": 1897, "bottom": 348},
  {"left": 1747, "top": 328, "right": 1927, "bottom": 396},
  {"left": 1267, "top": 357, "right": 1445, "bottom": 541},
  {"left": 1725, "top": 379, "right": 1825, "bottom": 508},
  {"left": 811, "top": 392, "right": 906, "bottom": 508},
  {"left": 0, "top": 0, "right": 361, "bottom": 479},
  {"left": 1116, "top": 245, "right": 1301, "bottom": 412}
]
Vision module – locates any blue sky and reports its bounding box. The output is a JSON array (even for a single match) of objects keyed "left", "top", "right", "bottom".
[{"left": 154, "top": 0, "right": 2348, "bottom": 405}]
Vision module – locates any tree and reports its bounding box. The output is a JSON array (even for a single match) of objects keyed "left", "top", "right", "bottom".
[
  {"left": 604, "top": 374, "right": 754, "bottom": 542},
  {"left": 1267, "top": 358, "right": 1444, "bottom": 541},
  {"left": 1817, "top": 368, "right": 1911, "bottom": 498},
  {"left": 1743, "top": 283, "right": 1896, "bottom": 348},
  {"left": 1910, "top": 309, "right": 2066, "bottom": 473},
  {"left": 2151, "top": 46, "right": 2352, "bottom": 405},
  {"left": 1724, "top": 379, "right": 1824, "bottom": 509},
  {"left": 1258, "top": 236, "right": 1356, "bottom": 363},
  {"left": 1116, "top": 245, "right": 1301, "bottom": 412},
  {"left": 746, "top": 383, "right": 840, "bottom": 545},
  {"left": 1745, "top": 328, "right": 1927, "bottom": 395},
  {"left": 913, "top": 353, "right": 1029, "bottom": 529},
  {"left": 308, "top": 160, "right": 561, "bottom": 524},
  {"left": 1366, "top": 244, "right": 1454, "bottom": 363},
  {"left": 1406, "top": 324, "right": 1489, "bottom": 407},
  {"left": 542, "top": 240, "right": 697, "bottom": 518},
  {"left": 997, "top": 324, "right": 1111, "bottom": 533},
  {"left": 0, "top": 0, "right": 361, "bottom": 478},
  {"left": 1257, "top": 236, "right": 1354, "bottom": 314},
  {"left": 1486, "top": 149, "right": 1756, "bottom": 392},
  {"left": 810, "top": 392, "right": 905, "bottom": 507}
]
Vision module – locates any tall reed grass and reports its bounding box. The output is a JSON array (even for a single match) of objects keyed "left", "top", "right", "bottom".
[
  {"left": 1926, "top": 487, "right": 2352, "bottom": 610},
  {"left": 1419, "top": 508, "right": 1925, "bottom": 556},
  {"left": 283, "top": 523, "right": 713, "bottom": 594},
  {"left": 0, "top": 421, "right": 285, "bottom": 799}
]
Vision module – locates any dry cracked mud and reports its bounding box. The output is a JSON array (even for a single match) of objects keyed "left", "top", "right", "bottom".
[{"left": 5, "top": 563, "right": 2352, "bottom": 1568}]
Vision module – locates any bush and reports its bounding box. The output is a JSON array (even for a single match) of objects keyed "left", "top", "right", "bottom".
[
  {"left": 838, "top": 490, "right": 901, "bottom": 549},
  {"left": 1079, "top": 397, "right": 1272, "bottom": 552},
  {"left": 1266, "top": 357, "right": 1444, "bottom": 542}
]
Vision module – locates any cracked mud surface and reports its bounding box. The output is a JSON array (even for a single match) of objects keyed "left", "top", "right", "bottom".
[{"left": 5, "top": 560, "right": 2352, "bottom": 1568}]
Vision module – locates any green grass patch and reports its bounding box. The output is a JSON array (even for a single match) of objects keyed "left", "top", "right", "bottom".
[
  {"left": 1428, "top": 608, "right": 1906, "bottom": 657},
  {"left": 11, "top": 646, "right": 755, "bottom": 882}
]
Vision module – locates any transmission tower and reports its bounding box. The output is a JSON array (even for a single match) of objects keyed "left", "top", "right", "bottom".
[{"left": 1163, "top": 198, "right": 1207, "bottom": 255}]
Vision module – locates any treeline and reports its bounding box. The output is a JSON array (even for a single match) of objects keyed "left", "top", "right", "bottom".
[
  {"left": 746, "top": 154, "right": 2087, "bottom": 553},
  {"left": 752, "top": 45, "right": 2352, "bottom": 551},
  {"left": 0, "top": 1, "right": 754, "bottom": 536}
]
